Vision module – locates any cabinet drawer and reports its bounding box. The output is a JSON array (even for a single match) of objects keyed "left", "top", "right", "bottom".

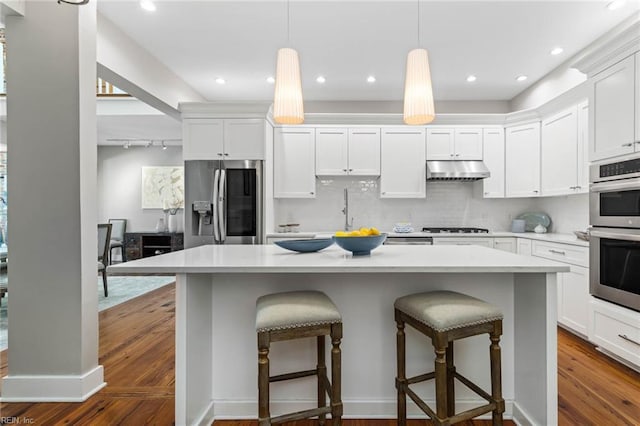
[
  {"left": 589, "top": 299, "right": 640, "bottom": 366},
  {"left": 432, "top": 237, "right": 493, "bottom": 248},
  {"left": 531, "top": 240, "right": 588, "bottom": 267}
]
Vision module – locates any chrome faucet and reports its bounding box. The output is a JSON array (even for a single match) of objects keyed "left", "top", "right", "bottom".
[{"left": 341, "top": 187, "right": 354, "bottom": 231}]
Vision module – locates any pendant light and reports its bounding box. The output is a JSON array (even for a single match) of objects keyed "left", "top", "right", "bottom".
[
  {"left": 273, "top": 0, "right": 304, "bottom": 124},
  {"left": 57, "top": 0, "right": 89, "bottom": 4},
  {"left": 403, "top": 0, "right": 435, "bottom": 125}
]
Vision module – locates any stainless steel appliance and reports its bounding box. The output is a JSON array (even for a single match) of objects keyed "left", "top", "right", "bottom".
[
  {"left": 426, "top": 161, "right": 490, "bottom": 181},
  {"left": 590, "top": 153, "right": 640, "bottom": 312},
  {"left": 384, "top": 236, "right": 433, "bottom": 245},
  {"left": 384, "top": 227, "right": 489, "bottom": 245},
  {"left": 185, "top": 160, "right": 263, "bottom": 248},
  {"left": 421, "top": 227, "right": 489, "bottom": 233}
]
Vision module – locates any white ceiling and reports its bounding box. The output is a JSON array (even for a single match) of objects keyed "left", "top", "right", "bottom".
[{"left": 98, "top": 0, "right": 640, "bottom": 103}]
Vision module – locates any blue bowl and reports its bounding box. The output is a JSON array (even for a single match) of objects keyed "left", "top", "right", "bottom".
[
  {"left": 332, "top": 233, "right": 387, "bottom": 256},
  {"left": 274, "top": 238, "right": 334, "bottom": 253}
]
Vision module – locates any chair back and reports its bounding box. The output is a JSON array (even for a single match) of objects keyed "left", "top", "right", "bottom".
[
  {"left": 98, "top": 223, "right": 112, "bottom": 263},
  {"left": 108, "top": 219, "right": 126, "bottom": 242}
]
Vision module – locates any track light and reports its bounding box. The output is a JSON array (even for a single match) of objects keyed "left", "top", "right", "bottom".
[{"left": 161, "top": 141, "right": 167, "bottom": 150}]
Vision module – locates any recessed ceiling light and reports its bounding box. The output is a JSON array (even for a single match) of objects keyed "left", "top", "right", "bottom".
[
  {"left": 466, "top": 75, "right": 477, "bottom": 83},
  {"left": 367, "top": 75, "right": 376, "bottom": 83},
  {"left": 516, "top": 75, "right": 528, "bottom": 82},
  {"left": 140, "top": 0, "right": 156, "bottom": 12},
  {"left": 266, "top": 76, "right": 275, "bottom": 84},
  {"left": 215, "top": 78, "right": 226, "bottom": 85},
  {"left": 550, "top": 47, "right": 564, "bottom": 56},
  {"left": 316, "top": 76, "right": 326, "bottom": 84},
  {"left": 607, "top": 0, "right": 626, "bottom": 10}
]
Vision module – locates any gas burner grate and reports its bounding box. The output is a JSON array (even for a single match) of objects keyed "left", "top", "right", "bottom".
[{"left": 422, "top": 227, "right": 489, "bottom": 234}]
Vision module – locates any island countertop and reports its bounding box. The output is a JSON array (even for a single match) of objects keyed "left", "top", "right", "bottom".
[{"left": 108, "top": 244, "right": 569, "bottom": 274}]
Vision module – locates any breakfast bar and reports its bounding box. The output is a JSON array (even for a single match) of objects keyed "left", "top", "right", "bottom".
[{"left": 110, "top": 244, "right": 568, "bottom": 426}]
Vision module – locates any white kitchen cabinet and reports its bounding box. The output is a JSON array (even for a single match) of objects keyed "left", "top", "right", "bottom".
[
  {"left": 426, "top": 128, "right": 483, "bottom": 161},
  {"left": 577, "top": 101, "right": 589, "bottom": 193},
  {"left": 541, "top": 105, "right": 579, "bottom": 196},
  {"left": 558, "top": 265, "right": 590, "bottom": 337},
  {"left": 380, "top": 128, "right": 426, "bottom": 198},
  {"left": 315, "top": 128, "right": 380, "bottom": 176},
  {"left": 183, "top": 118, "right": 265, "bottom": 160},
  {"left": 493, "top": 237, "right": 516, "bottom": 253},
  {"left": 482, "top": 128, "right": 505, "bottom": 198},
  {"left": 590, "top": 54, "right": 637, "bottom": 161},
  {"left": 517, "top": 238, "right": 532, "bottom": 256},
  {"left": 589, "top": 298, "right": 640, "bottom": 370},
  {"left": 505, "top": 122, "right": 541, "bottom": 198},
  {"left": 432, "top": 237, "right": 494, "bottom": 248},
  {"left": 274, "top": 128, "right": 316, "bottom": 198}
]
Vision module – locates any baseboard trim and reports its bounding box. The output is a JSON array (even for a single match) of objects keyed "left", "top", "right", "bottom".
[
  {"left": 0, "top": 365, "right": 105, "bottom": 402},
  {"left": 511, "top": 402, "right": 535, "bottom": 426},
  {"left": 211, "top": 398, "right": 514, "bottom": 420},
  {"left": 190, "top": 400, "right": 216, "bottom": 426}
]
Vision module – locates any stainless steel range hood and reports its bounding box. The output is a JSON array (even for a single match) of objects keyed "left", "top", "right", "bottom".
[{"left": 426, "top": 160, "right": 490, "bottom": 181}]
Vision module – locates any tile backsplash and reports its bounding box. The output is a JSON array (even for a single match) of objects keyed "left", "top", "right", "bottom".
[{"left": 274, "top": 176, "right": 589, "bottom": 234}]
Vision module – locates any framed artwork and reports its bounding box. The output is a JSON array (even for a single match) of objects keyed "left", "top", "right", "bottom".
[{"left": 141, "top": 166, "right": 184, "bottom": 209}]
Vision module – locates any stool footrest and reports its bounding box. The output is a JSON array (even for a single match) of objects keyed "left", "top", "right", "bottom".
[
  {"left": 454, "top": 371, "right": 492, "bottom": 403},
  {"left": 268, "top": 406, "right": 332, "bottom": 424},
  {"left": 407, "top": 372, "right": 435, "bottom": 385},
  {"left": 270, "top": 369, "right": 317, "bottom": 383}
]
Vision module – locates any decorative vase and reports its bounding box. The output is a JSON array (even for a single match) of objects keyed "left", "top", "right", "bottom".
[
  {"left": 156, "top": 217, "right": 166, "bottom": 233},
  {"left": 168, "top": 214, "right": 178, "bottom": 233}
]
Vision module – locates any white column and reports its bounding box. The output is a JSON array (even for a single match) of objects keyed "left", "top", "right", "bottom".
[{"left": 0, "top": 1, "right": 104, "bottom": 401}]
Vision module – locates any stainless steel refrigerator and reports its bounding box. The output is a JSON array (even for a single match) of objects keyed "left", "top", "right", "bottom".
[{"left": 185, "top": 160, "right": 263, "bottom": 248}]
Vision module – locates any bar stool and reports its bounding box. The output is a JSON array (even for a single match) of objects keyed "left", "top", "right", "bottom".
[
  {"left": 256, "top": 290, "right": 343, "bottom": 426},
  {"left": 394, "top": 290, "right": 505, "bottom": 426}
]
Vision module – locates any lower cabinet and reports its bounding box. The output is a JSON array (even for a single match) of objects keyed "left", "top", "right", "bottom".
[
  {"left": 124, "top": 232, "right": 184, "bottom": 260},
  {"left": 589, "top": 298, "right": 640, "bottom": 370},
  {"left": 517, "top": 238, "right": 532, "bottom": 255},
  {"left": 432, "top": 237, "right": 493, "bottom": 248},
  {"left": 493, "top": 237, "right": 516, "bottom": 253},
  {"left": 557, "top": 265, "right": 589, "bottom": 337}
]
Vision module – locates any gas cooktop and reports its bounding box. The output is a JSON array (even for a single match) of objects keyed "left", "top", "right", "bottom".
[{"left": 421, "top": 227, "right": 489, "bottom": 234}]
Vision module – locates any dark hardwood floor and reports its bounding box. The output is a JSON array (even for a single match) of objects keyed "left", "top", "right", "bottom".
[{"left": 1, "top": 283, "right": 639, "bottom": 425}]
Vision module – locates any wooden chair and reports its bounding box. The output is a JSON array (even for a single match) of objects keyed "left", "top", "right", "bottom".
[
  {"left": 395, "top": 290, "right": 505, "bottom": 426},
  {"left": 108, "top": 218, "right": 127, "bottom": 264},
  {"left": 98, "top": 223, "right": 112, "bottom": 297},
  {"left": 256, "top": 290, "right": 343, "bottom": 426}
]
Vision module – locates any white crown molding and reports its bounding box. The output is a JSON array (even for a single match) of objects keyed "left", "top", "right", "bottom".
[
  {"left": 571, "top": 11, "right": 640, "bottom": 77},
  {"left": 180, "top": 101, "right": 271, "bottom": 119},
  {"left": 503, "top": 109, "right": 540, "bottom": 127}
]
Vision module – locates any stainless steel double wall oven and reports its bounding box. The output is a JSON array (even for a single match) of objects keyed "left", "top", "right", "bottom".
[{"left": 590, "top": 153, "right": 640, "bottom": 312}]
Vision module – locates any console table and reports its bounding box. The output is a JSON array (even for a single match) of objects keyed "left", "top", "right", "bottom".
[{"left": 123, "top": 232, "right": 184, "bottom": 261}]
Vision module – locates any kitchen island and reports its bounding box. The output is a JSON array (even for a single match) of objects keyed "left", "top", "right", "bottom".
[{"left": 110, "top": 244, "right": 568, "bottom": 426}]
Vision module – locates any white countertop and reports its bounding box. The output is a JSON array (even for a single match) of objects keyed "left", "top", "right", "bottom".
[
  {"left": 266, "top": 231, "right": 589, "bottom": 247},
  {"left": 109, "top": 244, "right": 568, "bottom": 274}
]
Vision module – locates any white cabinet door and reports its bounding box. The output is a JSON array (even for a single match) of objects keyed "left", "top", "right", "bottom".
[
  {"left": 482, "top": 128, "right": 505, "bottom": 198},
  {"left": 182, "top": 119, "right": 224, "bottom": 160},
  {"left": 636, "top": 52, "right": 640, "bottom": 150},
  {"left": 348, "top": 128, "right": 381, "bottom": 175},
  {"left": 274, "top": 128, "right": 316, "bottom": 198},
  {"left": 223, "top": 119, "right": 265, "bottom": 159},
  {"left": 558, "top": 265, "right": 589, "bottom": 337},
  {"left": 315, "top": 129, "right": 348, "bottom": 176},
  {"left": 454, "top": 128, "right": 483, "bottom": 160},
  {"left": 591, "top": 55, "right": 636, "bottom": 161},
  {"left": 505, "top": 122, "right": 541, "bottom": 198},
  {"left": 381, "top": 129, "right": 426, "bottom": 198},
  {"left": 576, "top": 101, "right": 589, "bottom": 193},
  {"left": 517, "top": 238, "right": 532, "bottom": 256},
  {"left": 493, "top": 237, "right": 516, "bottom": 253},
  {"left": 432, "top": 237, "right": 494, "bottom": 248},
  {"left": 541, "top": 106, "right": 578, "bottom": 196},
  {"left": 426, "top": 128, "right": 454, "bottom": 160}
]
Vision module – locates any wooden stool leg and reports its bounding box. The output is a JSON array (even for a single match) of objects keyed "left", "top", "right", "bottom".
[
  {"left": 446, "top": 342, "right": 455, "bottom": 417},
  {"left": 396, "top": 314, "right": 407, "bottom": 426},
  {"left": 317, "top": 335, "right": 327, "bottom": 425},
  {"left": 490, "top": 321, "right": 505, "bottom": 426},
  {"left": 434, "top": 334, "right": 448, "bottom": 425},
  {"left": 258, "top": 332, "right": 271, "bottom": 426},
  {"left": 331, "top": 323, "right": 343, "bottom": 426}
]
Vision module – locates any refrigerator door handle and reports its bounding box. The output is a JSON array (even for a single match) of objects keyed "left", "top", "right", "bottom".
[
  {"left": 219, "top": 169, "right": 226, "bottom": 243},
  {"left": 212, "top": 169, "right": 221, "bottom": 243}
]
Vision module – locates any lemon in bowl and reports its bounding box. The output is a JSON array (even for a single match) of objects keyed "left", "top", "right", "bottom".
[{"left": 332, "top": 227, "right": 386, "bottom": 256}]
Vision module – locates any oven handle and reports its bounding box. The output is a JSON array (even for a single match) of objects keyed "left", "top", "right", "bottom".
[
  {"left": 590, "top": 179, "right": 640, "bottom": 193},
  {"left": 590, "top": 229, "right": 640, "bottom": 242}
]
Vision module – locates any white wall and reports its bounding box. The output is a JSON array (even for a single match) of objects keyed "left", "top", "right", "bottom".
[
  {"left": 274, "top": 177, "right": 588, "bottom": 234},
  {"left": 98, "top": 145, "right": 183, "bottom": 232}
]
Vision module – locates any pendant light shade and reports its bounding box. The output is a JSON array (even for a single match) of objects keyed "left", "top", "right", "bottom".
[
  {"left": 273, "top": 47, "right": 304, "bottom": 124},
  {"left": 403, "top": 48, "right": 435, "bottom": 125}
]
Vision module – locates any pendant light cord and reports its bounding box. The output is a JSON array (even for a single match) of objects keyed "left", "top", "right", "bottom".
[
  {"left": 417, "top": 0, "right": 421, "bottom": 47},
  {"left": 287, "top": 0, "right": 291, "bottom": 46}
]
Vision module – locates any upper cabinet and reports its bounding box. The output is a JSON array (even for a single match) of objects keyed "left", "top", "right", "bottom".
[
  {"left": 426, "top": 127, "right": 483, "bottom": 160},
  {"left": 505, "top": 122, "right": 541, "bottom": 198},
  {"left": 380, "top": 128, "right": 426, "bottom": 198},
  {"left": 183, "top": 118, "right": 265, "bottom": 160},
  {"left": 273, "top": 128, "right": 316, "bottom": 198},
  {"left": 315, "top": 128, "right": 380, "bottom": 176},
  {"left": 482, "top": 128, "right": 505, "bottom": 198},
  {"left": 590, "top": 54, "right": 638, "bottom": 161}
]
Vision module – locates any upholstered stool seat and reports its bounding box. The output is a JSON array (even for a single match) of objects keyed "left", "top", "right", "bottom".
[
  {"left": 256, "top": 290, "right": 343, "bottom": 426},
  {"left": 395, "top": 290, "right": 505, "bottom": 426}
]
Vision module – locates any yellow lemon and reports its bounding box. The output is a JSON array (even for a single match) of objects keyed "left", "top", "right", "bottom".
[
  {"left": 370, "top": 227, "right": 380, "bottom": 235},
  {"left": 334, "top": 231, "right": 348, "bottom": 237},
  {"left": 349, "top": 230, "right": 362, "bottom": 236},
  {"left": 359, "top": 227, "right": 371, "bottom": 236}
]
